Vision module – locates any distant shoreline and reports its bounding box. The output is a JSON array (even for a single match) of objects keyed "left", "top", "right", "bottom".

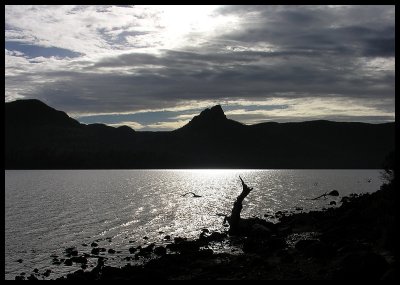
[{"left": 6, "top": 100, "right": 395, "bottom": 169}]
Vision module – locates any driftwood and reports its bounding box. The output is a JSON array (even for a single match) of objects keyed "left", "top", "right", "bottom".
[
  {"left": 181, "top": 192, "right": 202, "bottom": 198},
  {"left": 310, "top": 190, "right": 339, "bottom": 200},
  {"left": 227, "top": 176, "right": 253, "bottom": 234}
]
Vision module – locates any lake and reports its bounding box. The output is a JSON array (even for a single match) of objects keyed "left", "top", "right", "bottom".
[{"left": 5, "top": 169, "right": 384, "bottom": 280}]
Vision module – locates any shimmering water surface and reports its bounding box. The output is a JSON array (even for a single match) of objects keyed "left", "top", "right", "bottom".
[{"left": 5, "top": 169, "right": 383, "bottom": 279}]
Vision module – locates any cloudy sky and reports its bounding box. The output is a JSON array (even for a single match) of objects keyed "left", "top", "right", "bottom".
[{"left": 5, "top": 5, "right": 395, "bottom": 130}]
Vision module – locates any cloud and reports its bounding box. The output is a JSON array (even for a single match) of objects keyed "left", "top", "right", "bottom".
[
  {"left": 4, "top": 5, "right": 395, "bottom": 130},
  {"left": 107, "top": 121, "right": 144, "bottom": 130},
  {"left": 146, "top": 119, "right": 190, "bottom": 130},
  {"left": 224, "top": 97, "right": 395, "bottom": 124}
]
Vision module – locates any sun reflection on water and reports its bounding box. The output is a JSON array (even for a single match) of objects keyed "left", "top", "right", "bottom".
[{"left": 5, "top": 169, "right": 384, "bottom": 280}]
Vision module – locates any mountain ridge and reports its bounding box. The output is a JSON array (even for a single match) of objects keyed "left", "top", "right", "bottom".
[{"left": 4, "top": 99, "right": 395, "bottom": 169}]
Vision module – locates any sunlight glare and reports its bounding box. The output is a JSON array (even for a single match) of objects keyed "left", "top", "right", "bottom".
[{"left": 148, "top": 5, "right": 234, "bottom": 48}]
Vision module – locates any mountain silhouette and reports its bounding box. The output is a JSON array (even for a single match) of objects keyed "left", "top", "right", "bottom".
[
  {"left": 177, "top": 105, "right": 244, "bottom": 133},
  {"left": 4, "top": 99, "right": 395, "bottom": 169},
  {"left": 5, "top": 99, "right": 80, "bottom": 128}
]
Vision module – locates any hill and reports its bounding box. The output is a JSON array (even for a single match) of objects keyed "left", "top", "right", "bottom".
[{"left": 5, "top": 99, "right": 395, "bottom": 169}]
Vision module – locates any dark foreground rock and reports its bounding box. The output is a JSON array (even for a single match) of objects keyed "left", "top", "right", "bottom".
[{"left": 53, "top": 181, "right": 395, "bottom": 280}]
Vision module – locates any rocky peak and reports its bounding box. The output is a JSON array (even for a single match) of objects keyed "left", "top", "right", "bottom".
[{"left": 193, "top": 105, "right": 226, "bottom": 123}]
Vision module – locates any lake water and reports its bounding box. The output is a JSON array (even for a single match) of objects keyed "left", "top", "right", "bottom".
[{"left": 5, "top": 169, "right": 384, "bottom": 280}]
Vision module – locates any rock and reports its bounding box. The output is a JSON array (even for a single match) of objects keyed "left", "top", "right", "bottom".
[
  {"left": 328, "top": 190, "right": 339, "bottom": 196},
  {"left": 17, "top": 259, "right": 23, "bottom": 263},
  {"left": 199, "top": 231, "right": 227, "bottom": 242},
  {"left": 267, "top": 237, "right": 287, "bottom": 250},
  {"left": 143, "top": 236, "right": 149, "bottom": 240},
  {"left": 64, "top": 259, "right": 73, "bottom": 266},
  {"left": 27, "top": 274, "right": 38, "bottom": 280},
  {"left": 330, "top": 201, "right": 337, "bottom": 205},
  {"left": 52, "top": 260, "right": 62, "bottom": 265},
  {"left": 63, "top": 269, "right": 86, "bottom": 280},
  {"left": 277, "top": 225, "right": 292, "bottom": 235},
  {"left": 128, "top": 247, "right": 136, "bottom": 254},
  {"left": 91, "top": 248, "right": 100, "bottom": 255},
  {"left": 33, "top": 268, "right": 39, "bottom": 273},
  {"left": 340, "top": 197, "right": 351, "bottom": 204},
  {"left": 164, "top": 235, "right": 171, "bottom": 240},
  {"left": 108, "top": 249, "right": 116, "bottom": 254},
  {"left": 129, "top": 240, "right": 135, "bottom": 243},
  {"left": 15, "top": 275, "right": 25, "bottom": 280},
  {"left": 91, "top": 242, "right": 98, "bottom": 247},
  {"left": 101, "top": 266, "right": 123, "bottom": 279},
  {"left": 243, "top": 238, "right": 263, "bottom": 253},
  {"left": 43, "top": 269, "right": 51, "bottom": 277},
  {"left": 65, "top": 247, "right": 75, "bottom": 253},
  {"left": 97, "top": 257, "right": 105, "bottom": 267},
  {"left": 295, "top": 239, "right": 335, "bottom": 259},
  {"left": 208, "top": 231, "right": 227, "bottom": 242},
  {"left": 71, "top": 256, "right": 88, "bottom": 264},
  {"left": 249, "top": 223, "right": 272, "bottom": 238},
  {"left": 137, "top": 243, "right": 155, "bottom": 256},
  {"left": 199, "top": 248, "right": 213, "bottom": 257},
  {"left": 334, "top": 251, "right": 389, "bottom": 280},
  {"left": 154, "top": 246, "right": 167, "bottom": 256},
  {"left": 65, "top": 247, "right": 78, "bottom": 256},
  {"left": 280, "top": 250, "right": 295, "bottom": 263},
  {"left": 82, "top": 243, "right": 88, "bottom": 247},
  {"left": 174, "top": 237, "right": 187, "bottom": 243},
  {"left": 295, "top": 239, "right": 319, "bottom": 251}
]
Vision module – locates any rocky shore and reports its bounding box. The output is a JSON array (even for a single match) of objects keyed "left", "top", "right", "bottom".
[{"left": 16, "top": 180, "right": 395, "bottom": 280}]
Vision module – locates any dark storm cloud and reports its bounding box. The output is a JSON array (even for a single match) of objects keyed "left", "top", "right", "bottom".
[
  {"left": 218, "top": 6, "right": 395, "bottom": 58},
  {"left": 5, "top": 5, "right": 394, "bottom": 126},
  {"left": 15, "top": 47, "right": 394, "bottom": 115}
]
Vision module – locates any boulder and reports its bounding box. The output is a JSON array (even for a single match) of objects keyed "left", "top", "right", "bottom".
[
  {"left": 249, "top": 223, "right": 272, "bottom": 238},
  {"left": 71, "top": 256, "right": 88, "bottom": 264},
  {"left": 334, "top": 251, "right": 389, "bottom": 280},
  {"left": 91, "top": 248, "right": 100, "bottom": 255},
  {"left": 154, "top": 246, "right": 167, "bottom": 256},
  {"left": 328, "top": 190, "right": 339, "bottom": 196},
  {"left": 64, "top": 259, "right": 73, "bottom": 266}
]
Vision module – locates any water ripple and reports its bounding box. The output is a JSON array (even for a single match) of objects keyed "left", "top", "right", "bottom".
[{"left": 5, "top": 169, "right": 383, "bottom": 280}]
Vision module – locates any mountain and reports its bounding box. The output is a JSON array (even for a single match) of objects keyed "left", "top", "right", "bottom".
[
  {"left": 177, "top": 105, "right": 244, "bottom": 133},
  {"left": 5, "top": 99, "right": 80, "bottom": 128},
  {"left": 4, "top": 99, "right": 395, "bottom": 169}
]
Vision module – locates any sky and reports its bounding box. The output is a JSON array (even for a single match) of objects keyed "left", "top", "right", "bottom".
[{"left": 5, "top": 5, "right": 395, "bottom": 131}]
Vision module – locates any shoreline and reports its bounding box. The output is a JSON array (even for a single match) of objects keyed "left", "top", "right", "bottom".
[{"left": 16, "top": 179, "right": 395, "bottom": 280}]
